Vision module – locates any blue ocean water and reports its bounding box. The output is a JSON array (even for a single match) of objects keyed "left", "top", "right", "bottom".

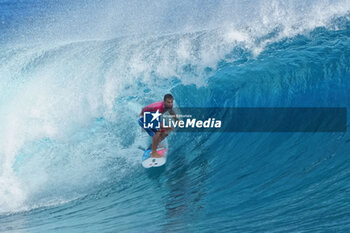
[{"left": 0, "top": 0, "right": 350, "bottom": 232}]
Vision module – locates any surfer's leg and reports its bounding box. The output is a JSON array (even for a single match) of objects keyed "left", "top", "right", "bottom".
[
  {"left": 160, "top": 129, "right": 169, "bottom": 141},
  {"left": 151, "top": 129, "right": 171, "bottom": 157},
  {"left": 151, "top": 131, "right": 163, "bottom": 157}
]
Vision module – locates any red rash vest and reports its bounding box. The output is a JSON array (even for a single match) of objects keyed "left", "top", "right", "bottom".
[{"left": 141, "top": 101, "right": 165, "bottom": 115}]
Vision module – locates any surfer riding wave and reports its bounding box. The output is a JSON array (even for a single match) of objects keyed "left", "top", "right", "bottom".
[{"left": 138, "top": 94, "right": 178, "bottom": 158}]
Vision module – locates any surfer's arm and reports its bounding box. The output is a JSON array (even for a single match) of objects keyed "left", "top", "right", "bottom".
[
  {"left": 169, "top": 109, "right": 178, "bottom": 122},
  {"left": 160, "top": 122, "right": 173, "bottom": 131}
]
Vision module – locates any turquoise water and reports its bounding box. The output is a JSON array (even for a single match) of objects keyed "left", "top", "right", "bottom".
[{"left": 0, "top": 0, "right": 350, "bottom": 232}]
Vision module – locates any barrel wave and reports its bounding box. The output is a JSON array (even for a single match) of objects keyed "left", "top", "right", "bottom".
[{"left": 0, "top": 0, "right": 350, "bottom": 232}]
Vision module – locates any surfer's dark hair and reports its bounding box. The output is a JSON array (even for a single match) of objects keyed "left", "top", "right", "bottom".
[{"left": 164, "top": 94, "right": 173, "bottom": 101}]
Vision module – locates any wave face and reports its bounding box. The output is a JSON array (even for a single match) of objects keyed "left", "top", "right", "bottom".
[{"left": 0, "top": 0, "right": 350, "bottom": 232}]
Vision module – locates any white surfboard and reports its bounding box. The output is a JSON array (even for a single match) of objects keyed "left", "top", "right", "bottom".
[{"left": 142, "top": 144, "right": 167, "bottom": 168}]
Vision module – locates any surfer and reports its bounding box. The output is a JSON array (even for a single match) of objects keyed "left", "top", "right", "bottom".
[{"left": 139, "top": 94, "right": 178, "bottom": 158}]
